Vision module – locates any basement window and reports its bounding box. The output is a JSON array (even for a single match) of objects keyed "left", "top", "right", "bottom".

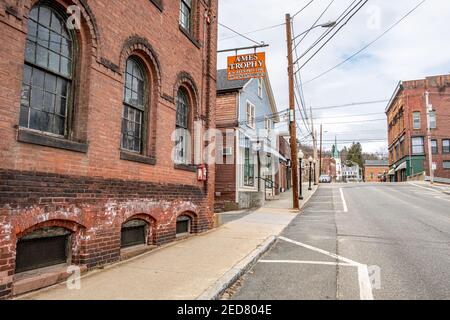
[
  {"left": 121, "top": 220, "right": 147, "bottom": 248},
  {"left": 176, "top": 216, "right": 191, "bottom": 236},
  {"left": 15, "top": 227, "right": 70, "bottom": 274}
]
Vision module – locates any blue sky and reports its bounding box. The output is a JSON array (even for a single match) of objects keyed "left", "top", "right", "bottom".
[{"left": 217, "top": 0, "right": 450, "bottom": 154}]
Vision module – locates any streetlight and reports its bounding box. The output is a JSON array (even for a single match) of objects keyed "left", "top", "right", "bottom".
[
  {"left": 308, "top": 156, "right": 313, "bottom": 191},
  {"left": 298, "top": 150, "right": 304, "bottom": 200},
  {"left": 292, "top": 21, "right": 337, "bottom": 42}
]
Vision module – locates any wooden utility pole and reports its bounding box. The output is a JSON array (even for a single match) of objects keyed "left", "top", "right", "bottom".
[
  {"left": 285, "top": 14, "right": 299, "bottom": 209},
  {"left": 425, "top": 91, "right": 434, "bottom": 184},
  {"left": 319, "top": 124, "right": 323, "bottom": 176}
]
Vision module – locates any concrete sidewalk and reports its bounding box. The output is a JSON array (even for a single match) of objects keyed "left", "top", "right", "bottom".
[{"left": 18, "top": 185, "right": 317, "bottom": 300}]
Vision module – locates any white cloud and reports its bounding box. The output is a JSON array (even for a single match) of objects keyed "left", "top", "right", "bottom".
[{"left": 217, "top": 0, "right": 450, "bottom": 153}]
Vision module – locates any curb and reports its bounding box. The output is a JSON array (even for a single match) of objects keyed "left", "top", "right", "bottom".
[
  {"left": 196, "top": 235, "right": 277, "bottom": 300},
  {"left": 299, "top": 185, "right": 319, "bottom": 211}
]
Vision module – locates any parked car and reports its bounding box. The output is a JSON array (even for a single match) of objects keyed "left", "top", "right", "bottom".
[{"left": 320, "top": 175, "right": 332, "bottom": 183}]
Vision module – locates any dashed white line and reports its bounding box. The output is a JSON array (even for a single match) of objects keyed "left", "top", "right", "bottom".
[{"left": 340, "top": 188, "right": 348, "bottom": 213}]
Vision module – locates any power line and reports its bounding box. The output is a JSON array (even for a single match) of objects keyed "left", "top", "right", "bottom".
[
  {"left": 219, "top": 23, "right": 285, "bottom": 42},
  {"left": 218, "top": 23, "right": 263, "bottom": 46},
  {"left": 293, "top": 0, "right": 336, "bottom": 52},
  {"left": 319, "top": 118, "right": 387, "bottom": 125},
  {"left": 296, "top": 0, "right": 369, "bottom": 71},
  {"left": 293, "top": 0, "right": 316, "bottom": 18},
  {"left": 311, "top": 99, "right": 389, "bottom": 110},
  {"left": 294, "top": 0, "right": 361, "bottom": 61},
  {"left": 313, "top": 111, "right": 386, "bottom": 120},
  {"left": 303, "top": 0, "right": 428, "bottom": 84}
]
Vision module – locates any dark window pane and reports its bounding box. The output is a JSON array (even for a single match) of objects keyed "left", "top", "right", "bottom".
[
  {"left": 49, "top": 31, "right": 61, "bottom": 52},
  {"left": 32, "top": 68, "right": 45, "bottom": 88},
  {"left": 37, "top": 25, "right": 49, "bottom": 47},
  {"left": 50, "top": 12, "right": 62, "bottom": 33},
  {"left": 23, "top": 65, "right": 32, "bottom": 85},
  {"left": 29, "top": 7, "right": 38, "bottom": 21},
  {"left": 48, "top": 51, "right": 60, "bottom": 73},
  {"left": 38, "top": 6, "right": 52, "bottom": 27},
  {"left": 21, "top": 85, "right": 31, "bottom": 107},
  {"left": 36, "top": 45, "right": 49, "bottom": 67},
  {"left": 19, "top": 106, "right": 29, "bottom": 127},
  {"left": 43, "top": 92, "right": 55, "bottom": 113},
  {"left": 27, "top": 21, "right": 38, "bottom": 41},
  {"left": 56, "top": 78, "right": 67, "bottom": 96},
  {"left": 61, "top": 38, "right": 71, "bottom": 57},
  {"left": 125, "top": 88, "right": 132, "bottom": 105},
  {"left": 55, "top": 97, "right": 66, "bottom": 116},
  {"left": 44, "top": 73, "right": 57, "bottom": 92},
  {"left": 25, "top": 41, "right": 36, "bottom": 63},
  {"left": 60, "top": 57, "right": 70, "bottom": 77},
  {"left": 30, "top": 87, "right": 44, "bottom": 110},
  {"left": 54, "top": 115, "right": 64, "bottom": 135},
  {"left": 29, "top": 109, "right": 42, "bottom": 130}
]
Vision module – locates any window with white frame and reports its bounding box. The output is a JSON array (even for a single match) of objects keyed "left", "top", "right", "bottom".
[
  {"left": 175, "top": 88, "right": 190, "bottom": 164},
  {"left": 411, "top": 137, "right": 424, "bottom": 155},
  {"left": 179, "top": 0, "right": 192, "bottom": 33},
  {"left": 443, "top": 139, "right": 450, "bottom": 153},
  {"left": 412, "top": 112, "right": 421, "bottom": 129},
  {"left": 243, "top": 137, "right": 255, "bottom": 187},
  {"left": 443, "top": 161, "right": 450, "bottom": 169},
  {"left": 258, "top": 78, "right": 263, "bottom": 98},
  {"left": 431, "top": 139, "right": 438, "bottom": 154},
  {"left": 429, "top": 111, "right": 436, "bottom": 129},
  {"left": 246, "top": 101, "right": 255, "bottom": 129}
]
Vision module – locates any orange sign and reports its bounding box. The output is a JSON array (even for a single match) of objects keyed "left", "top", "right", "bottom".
[{"left": 227, "top": 52, "right": 266, "bottom": 81}]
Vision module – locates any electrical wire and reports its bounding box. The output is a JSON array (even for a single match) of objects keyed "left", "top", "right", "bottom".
[
  {"left": 218, "top": 23, "right": 263, "bottom": 46},
  {"left": 292, "top": 0, "right": 316, "bottom": 18},
  {"left": 296, "top": 0, "right": 369, "bottom": 71},
  {"left": 303, "top": 0, "right": 428, "bottom": 84},
  {"left": 219, "top": 23, "right": 286, "bottom": 42}
]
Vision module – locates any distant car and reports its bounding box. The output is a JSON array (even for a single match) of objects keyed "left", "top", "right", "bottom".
[{"left": 320, "top": 175, "right": 332, "bottom": 183}]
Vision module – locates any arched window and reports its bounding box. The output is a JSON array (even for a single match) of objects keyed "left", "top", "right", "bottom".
[
  {"left": 19, "top": 3, "right": 74, "bottom": 136},
  {"left": 121, "top": 219, "right": 147, "bottom": 248},
  {"left": 121, "top": 57, "right": 147, "bottom": 153},
  {"left": 175, "top": 88, "right": 190, "bottom": 164}
]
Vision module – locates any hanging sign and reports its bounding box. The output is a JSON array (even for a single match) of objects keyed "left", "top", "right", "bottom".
[{"left": 227, "top": 52, "right": 266, "bottom": 81}]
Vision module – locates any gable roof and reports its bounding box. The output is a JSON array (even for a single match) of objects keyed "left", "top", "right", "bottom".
[{"left": 217, "top": 69, "right": 250, "bottom": 92}]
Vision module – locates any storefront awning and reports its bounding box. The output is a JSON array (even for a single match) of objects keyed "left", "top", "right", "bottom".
[{"left": 395, "top": 162, "right": 407, "bottom": 172}]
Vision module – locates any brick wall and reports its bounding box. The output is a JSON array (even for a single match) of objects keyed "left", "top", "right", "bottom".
[
  {"left": 0, "top": 0, "right": 218, "bottom": 298},
  {"left": 387, "top": 75, "right": 450, "bottom": 179}
]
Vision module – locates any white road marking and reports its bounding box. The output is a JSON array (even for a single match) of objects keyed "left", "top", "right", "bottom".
[
  {"left": 278, "top": 236, "right": 374, "bottom": 300},
  {"left": 260, "top": 260, "right": 354, "bottom": 267},
  {"left": 408, "top": 182, "right": 442, "bottom": 194},
  {"left": 340, "top": 188, "right": 348, "bottom": 213}
]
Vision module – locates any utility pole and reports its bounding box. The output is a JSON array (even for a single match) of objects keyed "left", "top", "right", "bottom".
[
  {"left": 319, "top": 124, "right": 323, "bottom": 176},
  {"left": 425, "top": 91, "right": 434, "bottom": 184},
  {"left": 285, "top": 14, "right": 299, "bottom": 210}
]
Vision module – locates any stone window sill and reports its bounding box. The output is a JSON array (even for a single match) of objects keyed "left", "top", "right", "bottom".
[
  {"left": 149, "top": 0, "right": 163, "bottom": 12},
  {"left": 179, "top": 25, "right": 201, "bottom": 49},
  {"left": 120, "top": 150, "right": 156, "bottom": 165},
  {"left": 174, "top": 164, "right": 197, "bottom": 172},
  {"left": 18, "top": 128, "right": 88, "bottom": 153}
]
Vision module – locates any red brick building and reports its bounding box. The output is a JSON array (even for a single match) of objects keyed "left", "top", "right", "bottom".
[
  {"left": 0, "top": 0, "right": 217, "bottom": 298},
  {"left": 364, "top": 160, "right": 389, "bottom": 182},
  {"left": 386, "top": 75, "right": 450, "bottom": 182},
  {"left": 320, "top": 157, "right": 336, "bottom": 180}
]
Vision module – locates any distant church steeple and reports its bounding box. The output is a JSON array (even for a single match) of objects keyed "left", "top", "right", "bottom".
[{"left": 332, "top": 136, "right": 339, "bottom": 159}]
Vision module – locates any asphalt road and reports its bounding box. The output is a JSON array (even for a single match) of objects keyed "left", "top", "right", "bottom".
[{"left": 227, "top": 183, "right": 450, "bottom": 300}]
